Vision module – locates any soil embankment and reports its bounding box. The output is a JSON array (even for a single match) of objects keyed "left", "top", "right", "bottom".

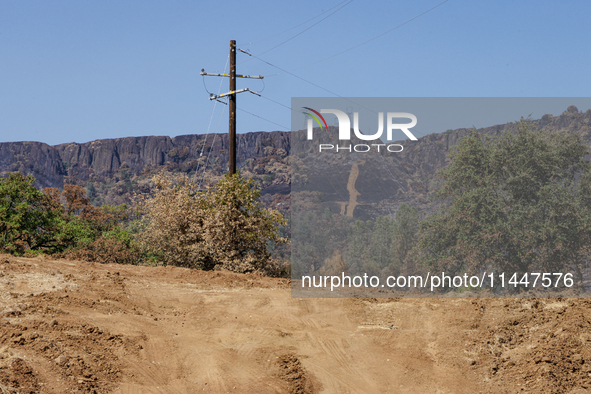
[{"left": 0, "top": 255, "right": 590, "bottom": 393}]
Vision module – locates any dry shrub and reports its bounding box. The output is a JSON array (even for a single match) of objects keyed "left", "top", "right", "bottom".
[
  {"left": 61, "top": 236, "right": 141, "bottom": 265},
  {"left": 137, "top": 172, "right": 287, "bottom": 275}
]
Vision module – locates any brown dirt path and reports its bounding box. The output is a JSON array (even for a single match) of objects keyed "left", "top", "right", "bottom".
[{"left": 0, "top": 255, "right": 590, "bottom": 393}]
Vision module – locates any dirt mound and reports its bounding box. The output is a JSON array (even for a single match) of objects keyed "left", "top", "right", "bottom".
[
  {"left": 1, "top": 254, "right": 591, "bottom": 393},
  {"left": 276, "top": 354, "right": 318, "bottom": 394},
  {"left": 472, "top": 298, "right": 591, "bottom": 394},
  {"left": 0, "top": 357, "right": 40, "bottom": 394},
  {"left": 0, "top": 319, "right": 129, "bottom": 393}
]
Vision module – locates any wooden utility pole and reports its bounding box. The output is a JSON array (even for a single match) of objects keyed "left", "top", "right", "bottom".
[
  {"left": 228, "top": 40, "right": 237, "bottom": 174},
  {"left": 201, "top": 41, "right": 263, "bottom": 175}
]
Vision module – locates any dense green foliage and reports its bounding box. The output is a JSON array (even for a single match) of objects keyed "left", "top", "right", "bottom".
[
  {"left": 290, "top": 194, "right": 419, "bottom": 278},
  {"left": 0, "top": 173, "right": 60, "bottom": 253},
  {"left": 345, "top": 204, "right": 418, "bottom": 277},
  {"left": 0, "top": 172, "right": 138, "bottom": 262},
  {"left": 0, "top": 171, "right": 288, "bottom": 274},
  {"left": 417, "top": 121, "right": 591, "bottom": 278}
]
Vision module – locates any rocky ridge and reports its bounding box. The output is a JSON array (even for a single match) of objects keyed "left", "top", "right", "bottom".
[
  {"left": 0, "top": 131, "right": 290, "bottom": 189},
  {"left": 1, "top": 106, "right": 589, "bottom": 214}
]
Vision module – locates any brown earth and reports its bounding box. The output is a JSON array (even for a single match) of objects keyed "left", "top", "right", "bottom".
[{"left": 0, "top": 255, "right": 590, "bottom": 394}]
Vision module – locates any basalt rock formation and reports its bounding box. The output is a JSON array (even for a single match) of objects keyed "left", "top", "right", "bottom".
[
  {"left": 1, "top": 107, "right": 590, "bottom": 217},
  {"left": 0, "top": 131, "right": 290, "bottom": 189}
]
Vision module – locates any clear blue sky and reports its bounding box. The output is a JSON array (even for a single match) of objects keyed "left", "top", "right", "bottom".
[{"left": 1, "top": 0, "right": 590, "bottom": 145}]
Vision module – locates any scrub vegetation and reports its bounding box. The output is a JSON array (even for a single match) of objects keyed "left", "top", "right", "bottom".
[
  {"left": 417, "top": 121, "right": 591, "bottom": 280},
  {"left": 0, "top": 171, "right": 289, "bottom": 275},
  {"left": 2, "top": 119, "right": 590, "bottom": 284}
]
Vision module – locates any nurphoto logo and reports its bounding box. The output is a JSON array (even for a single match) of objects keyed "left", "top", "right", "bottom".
[{"left": 303, "top": 107, "right": 418, "bottom": 152}]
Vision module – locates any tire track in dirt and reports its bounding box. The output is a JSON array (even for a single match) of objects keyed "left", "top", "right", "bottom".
[{"left": 3, "top": 255, "right": 565, "bottom": 393}]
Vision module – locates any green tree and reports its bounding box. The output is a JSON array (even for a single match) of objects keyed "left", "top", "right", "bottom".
[
  {"left": 0, "top": 173, "right": 60, "bottom": 253},
  {"left": 345, "top": 219, "right": 374, "bottom": 275},
  {"left": 391, "top": 203, "right": 419, "bottom": 268},
  {"left": 86, "top": 182, "right": 97, "bottom": 201},
  {"left": 344, "top": 205, "right": 418, "bottom": 277},
  {"left": 0, "top": 173, "right": 138, "bottom": 261},
  {"left": 417, "top": 121, "right": 591, "bottom": 279}
]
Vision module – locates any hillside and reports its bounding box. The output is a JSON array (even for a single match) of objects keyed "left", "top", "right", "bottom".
[
  {"left": 1, "top": 105, "right": 589, "bottom": 213},
  {"left": 0, "top": 131, "right": 290, "bottom": 207}
]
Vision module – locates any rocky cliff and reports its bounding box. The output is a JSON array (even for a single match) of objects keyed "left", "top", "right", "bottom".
[
  {"left": 292, "top": 106, "right": 591, "bottom": 219},
  {"left": 1, "top": 106, "right": 590, "bottom": 213},
  {"left": 0, "top": 131, "right": 290, "bottom": 189}
]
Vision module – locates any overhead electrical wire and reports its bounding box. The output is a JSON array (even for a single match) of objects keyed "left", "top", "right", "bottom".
[
  {"left": 195, "top": 54, "right": 230, "bottom": 184},
  {"left": 237, "top": 107, "right": 290, "bottom": 130},
  {"left": 265, "top": 0, "right": 451, "bottom": 76},
  {"left": 245, "top": 51, "right": 378, "bottom": 115},
  {"left": 238, "top": 0, "right": 353, "bottom": 68},
  {"left": 251, "top": 0, "right": 353, "bottom": 58},
  {"left": 244, "top": 0, "right": 352, "bottom": 45},
  {"left": 258, "top": 94, "right": 296, "bottom": 113},
  {"left": 231, "top": 1, "right": 452, "bottom": 130}
]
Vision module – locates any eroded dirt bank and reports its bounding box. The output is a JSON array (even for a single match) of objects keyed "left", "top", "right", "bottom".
[{"left": 0, "top": 255, "right": 589, "bottom": 394}]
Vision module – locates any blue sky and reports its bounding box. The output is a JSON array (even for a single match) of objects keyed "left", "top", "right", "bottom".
[{"left": 1, "top": 0, "right": 590, "bottom": 145}]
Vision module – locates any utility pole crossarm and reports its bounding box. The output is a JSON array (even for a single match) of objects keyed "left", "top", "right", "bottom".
[
  {"left": 209, "top": 88, "right": 250, "bottom": 101},
  {"left": 208, "top": 88, "right": 261, "bottom": 101},
  {"left": 200, "top": 70, "right": 264, "bottom": 79},
  {"left": 201, "top": 40, "right": 262, "bottom": 175}
]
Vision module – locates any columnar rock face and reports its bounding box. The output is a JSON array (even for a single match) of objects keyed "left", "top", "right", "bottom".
[
  {"left": 0, "top": 141, "right": 65, "bottom": 187},
  {"left": 0, "top": 131, "right": 291, "bottom": 188},
  {"left": 1, "top": 107, "right": 589, "bottom": 194}
]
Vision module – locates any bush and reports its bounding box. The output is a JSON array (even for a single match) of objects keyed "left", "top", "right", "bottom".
[
  {"left": 42, "top": 184, "right": 133, "bottom": 254},
  {"left": 49, "top": 216, "right": 99, "bottom": 253},
  {"left": 417, "top": 121, "right": 591, "bottom": 277},
  {"left": 0, "top": 173, "right": 60, "bottom": 254},
  {"left": 0, "top": 173, "right": 139, "bottom": 263},
  {"left": 138, "top": 172, "right": 288, "bottom": 275},
  {"left": 62, "top": 234, "right": 142, "bottom": 265}
]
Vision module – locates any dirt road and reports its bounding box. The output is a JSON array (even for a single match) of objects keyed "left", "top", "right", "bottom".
[{"left": 0, "top": 255, "right": 590, "bottom": 393}]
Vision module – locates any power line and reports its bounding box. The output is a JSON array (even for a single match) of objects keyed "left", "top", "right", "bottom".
[
  {"left": 237, "top": 2, "right": 451, "bottom": 130},
  {"left": 244, "top": 0, "right": 352, "bottom": 46},
  {"left": 246, "top": 52, "right": 345, "bottom": 98},
  {"left": 253, "top": 0, "right": 353, "bottom": 58},
  {"left": 238, "top": 0, "right": 353, "bottom": 68},
  {"left": 194, "top": 54, "right": 230, "bottom": 183},
  {"left": 258, "top": 94, "right": 296, "bottom": 113},
  {"left": 237, "top": 107, "right": 290, "bottom": 130},
  {"left": 245, "top": 52, "right": 378, "bottom": 114},
  {"left": 242, "top": 1, "right": 451, "bottom": 126},
  {"left": 268, "top": 0, "right": 451, "bottom": 75}
]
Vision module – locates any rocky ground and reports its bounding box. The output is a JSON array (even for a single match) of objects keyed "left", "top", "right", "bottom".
[{"left": 0, "top": 254, "right": 590, "bottom": 393}]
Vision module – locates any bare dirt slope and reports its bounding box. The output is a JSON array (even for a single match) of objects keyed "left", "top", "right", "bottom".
[{"left": 0, "top": 255, "right": 590, "bottom": 394}]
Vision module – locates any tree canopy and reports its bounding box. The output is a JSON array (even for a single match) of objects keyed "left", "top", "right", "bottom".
[
  {"left": 138, "top": 172, "right": 288, "bottom": 275},
  {"left": 417, "top": 121, "right": 591, "bottom": 279},
  {"left": 0, "top": 173, "right": 59, "bottom": 253}
]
